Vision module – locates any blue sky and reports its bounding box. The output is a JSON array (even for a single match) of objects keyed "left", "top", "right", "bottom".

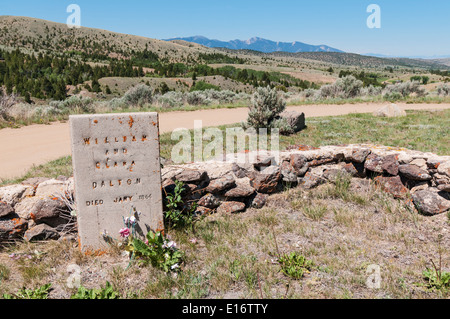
[{"left": 1, "top": 0, "right": 449, "bottom": 57}]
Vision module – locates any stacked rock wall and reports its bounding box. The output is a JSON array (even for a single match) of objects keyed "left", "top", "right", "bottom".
[
  {"left": 162, "top": 144, "right": 450, "bottom": 217},
  {"left": 1, "top": 144, "right": 450, "bottom": 243}
]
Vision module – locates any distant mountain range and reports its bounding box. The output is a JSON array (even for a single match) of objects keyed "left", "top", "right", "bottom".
[
  {"left": 165, "top": 36, "right": 344, "bottom": 53},
  {"left": 365, "top": 53, "right": 450, "bottom": 60}
]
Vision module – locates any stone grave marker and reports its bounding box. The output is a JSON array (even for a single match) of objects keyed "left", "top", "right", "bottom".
[{"left": 70, "top": 113, "right": 164, "bottom": 250}]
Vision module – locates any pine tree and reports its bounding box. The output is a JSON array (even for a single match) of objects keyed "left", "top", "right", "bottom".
[
  {"left": 54, "top": 79, "right": 67, "bottom": 101},
  {"left": 24, "top": 91, "right": 32, "bottom": 103},
  {"left": 91, "top": 78, "right": 101, "bottom": 93}
]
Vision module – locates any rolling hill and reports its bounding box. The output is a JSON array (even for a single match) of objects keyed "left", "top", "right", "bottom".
[
  {"left": 1, "top": 15, "right": 448, "bottom": 72},
  {"left": 0, "top": 16, "right": 218, "bottom": 64}
]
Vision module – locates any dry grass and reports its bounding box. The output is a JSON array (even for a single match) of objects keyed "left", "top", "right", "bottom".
[{"left": 1, "top": 177, "right": 448, "bottom": 299}]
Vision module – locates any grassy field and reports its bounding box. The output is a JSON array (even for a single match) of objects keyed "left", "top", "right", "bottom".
[{"left": 0, "top": 109, "right": 449, "bottom": 299}]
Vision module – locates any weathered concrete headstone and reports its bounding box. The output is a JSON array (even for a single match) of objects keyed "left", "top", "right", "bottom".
[{"left": 70, "top": 113, "right": 164, "bottom": 250}]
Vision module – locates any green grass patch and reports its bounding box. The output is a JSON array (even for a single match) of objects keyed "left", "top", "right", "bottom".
[
  {"left": 1, "top": 156, "right": 73, "bottom": 186},
  {"left": 278, "top": 252, "right": 314, "bottom": 280}
]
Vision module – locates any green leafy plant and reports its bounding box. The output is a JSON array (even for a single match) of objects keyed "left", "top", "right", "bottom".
[
  {"left": 3, "top": 283, "right": 52, "bottom": 299},
  {"left": 71, "top": 282, "right": 120, "bottom": 299},
  {"left": 422, "top": 235, "right": 449, "bottom": 292},
  {"left": 278, "top": 252, "right": 314, "bottom": 280},
  {"left": 423, "top": 268, "right": 450, "bottom": 291},
  {"left": 102, "top": 207, "right": 184, "bottom": 273},
  {"left": 127, "top": 231, "right": 183, "bottom": 273},
  {"left": 423, "top": 234, "right": 450, "bottom": 291},
  {"left": 164, "top": 180, "right": 197, "bottom": 229}
]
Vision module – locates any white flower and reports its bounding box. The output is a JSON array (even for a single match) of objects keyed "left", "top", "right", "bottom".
[
  {"left": 171, "top": 263, "right": 180, "bottom": 270},
  {"left": 163, "top": 240, "right": 177, "bottom": 249},
  {"left": 166, "top": 241, "right": 177, "bottom": 249},
  {"left": 129, "top": 216, "right": 137, "bottom": 224}
]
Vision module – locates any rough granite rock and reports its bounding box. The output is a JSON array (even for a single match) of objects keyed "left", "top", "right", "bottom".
[
  {"left": 35, "top": 179, "right": 66, "bottom": 198},
  {"left": 0, "top": 215, "right": 28, "bottom": 240},
  {"left": 197, "top": 193, "right": 221, "bottom": 209},
  {"left": 437, "top": 161, "right": 450, "bottom": 177},
  {"left": 14, "top": 197, "right": 42, "bottom": 220},
  {"left": 217, "top": 201, "right": 246, "bottom": 214},
  {"left": 299, "top": 172, "right": 326, "bottom": 189},
  {"left": 309, "top": 157, "right": 335, "bottom": 167},
  {"left": 250, "top": 193, "right": 268, "bottom": 209},
  {"left": 31, "top": 198, "right": 70, "bottom": 225},
  {"left": 323, "top": 168, "right": 352, "bottom": 182},
  {"left": 0, "top": 202, "right": 15, "bottom": 218},
  {"left": 381, "top": 154, "right": 400, "bottom": 176},
  {"left": 280, "top": 160, "right": 298, "bottom": 183},
  {"left": 412, "top": 190, "right": 450, "bottom": 215},
  {"left": 253, "top": 155, "right": 276, "bottom": 170},
  {"left": 427, "top": 158, "right": 442, "bottom": 170},
  {"left": 224, "top": 183, "right": 255, "bottom": 198},
  {"left": 290, "top": 154, "right": 309, "bottom": 177},
  {"left": 195, "top": 206, "right": 213, "bottom": 217},
  {"left": 374, "top": 175, "right": 409, "bottom": 199},
  {"left": 0, "top": 185, "right": 28, "bottom": 206},
  {"left": 184, "top": 183, "right": 205, "bottom": 200},
  {"left": 398, "top": 164, "right": 432, "bottom": 181},
  {"left": 342, "top": 163, "right": 359, "bottom": 177},
  {"left": 437, "top": 184, "right": 450, "bottom": 192},
  {"left": 175, "top": 170, "right": 208, "bottom": 184},
  {"left": 280, "top": 111, "right": 306, "bottom": 133},
  {"left": 409, "top": 158, "right": 427, "bottom": 170},
  {"left": 14, "top": 196, "right": 70, "bottom": 230},
  {"left": 24, "top": 224, "right": 60, "bottom": 242},
  {"left": 364, "top": 153, "right": 384, "bottom": 173},
  {"left": 205, "top": 175, "right": 236, "bottom": 193},
  {"left": 232, "top": 163, "right": 248, "bottom": 179},
  {"left": 250, "top": 166, "right": 281, "bottom": 194},
  {"left": 346, "top": 148, "right": 371, "bottom": 164},
  {"left": 373, "top": 104, "right": 406, "bottom": 118}
]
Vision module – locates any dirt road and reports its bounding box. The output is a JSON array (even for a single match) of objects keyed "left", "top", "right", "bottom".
[{"left": 1, "top": 102, "right": 449, "bottom": 180}]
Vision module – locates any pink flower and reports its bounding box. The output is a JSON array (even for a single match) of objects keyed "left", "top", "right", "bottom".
[{"left": 119, "top": 228, "right": 131, "bottom": 238}]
